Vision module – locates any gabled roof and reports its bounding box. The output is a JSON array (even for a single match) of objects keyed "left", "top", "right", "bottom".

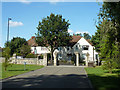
[
  {"left": 71, "top": 35, "right": 82, "bottom": 42},
  {"left": 69, "top": 35, "right": 82, "bottom": 47},
  {"left": 86, "top": 39, "right": 93, "bottom": 46},
  {"left": 27, "top": 35, "right": 93, "bottom": 47},
  {"left": 27, "top": 36, "right": 38, "bottom": 47}
]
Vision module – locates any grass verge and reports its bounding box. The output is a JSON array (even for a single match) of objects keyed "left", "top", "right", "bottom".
[
  {"left": 0, "top": 63, "right": 44, "bottom": 79},
  {"left": 85, "top": 66, "right": 120, "bottom": 90}
]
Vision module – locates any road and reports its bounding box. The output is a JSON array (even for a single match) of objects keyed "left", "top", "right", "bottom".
[{"left": 2, "top": 66, "right": 93, "bottom": 88}]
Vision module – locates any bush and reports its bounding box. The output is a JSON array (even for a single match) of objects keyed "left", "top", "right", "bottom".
[
  {"left": 39, "top": 54, "right": 43, "bottom": 59},
  {"left": 16, "top": 53, "right": 22, "bottom": 56},
  {"left": 26, "top": 53, "right": 36, "bottom": 58}
]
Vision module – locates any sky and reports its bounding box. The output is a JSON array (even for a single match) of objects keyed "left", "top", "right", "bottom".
[{"left": 1, "top": 1, "right": 102, "bottom": 48}]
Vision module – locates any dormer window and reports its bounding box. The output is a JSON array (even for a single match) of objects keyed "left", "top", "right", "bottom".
[
  {"left": 58, "top": 47, "right": 61, "bottom": 51},
  {"left": 67, "top": 47, "right": 69, "bottom": 50},
  {"left": 82, "top": 45, "right": 89, "bottom": 50},
  {"left": 76, "top": 45, "right": 78, "bottom": 50}
]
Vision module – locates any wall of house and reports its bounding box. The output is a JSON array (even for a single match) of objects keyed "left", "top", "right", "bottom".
[
  {"left": 31, "top": 46, "right": 50, "bottom": 54},
  {"left": 30, "top": 37, "right": 99, "bottom": 63},
  {"left": 76, "top": 37, "right": 98, "bottom": 62}
]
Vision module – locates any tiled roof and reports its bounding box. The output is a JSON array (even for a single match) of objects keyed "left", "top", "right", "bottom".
[
  {"left": 69, "top": 35, "right": 82, "bottom": 47},
  {"left": 27, "top": 36, "right": 38, "bottom": 47},
  {"left": 71, "top": 35, "right": 82, "bottom": 43},
  {"left": 86, "top": 39, "right": 93, "bottom": 46},
  {"left": 27, "top": 35, "right": 93, "bottom": 47}
]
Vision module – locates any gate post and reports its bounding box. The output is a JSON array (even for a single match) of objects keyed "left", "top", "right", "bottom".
[
  {"left": 75, "top": 52, "right": 79, "bottom": 66},
  {"left": 53, "top": 49, "right": 59, "bottom": 66},
  {"left": 43, "top": 53, "right": 47, "bottom": 66},
  {"left": 54, "top": 54, "right": 57, "bottom": 66}
]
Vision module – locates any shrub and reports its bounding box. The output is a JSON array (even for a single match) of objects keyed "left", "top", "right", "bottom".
[
  {"left": 16, "top": 53, "right": 22, "bottom": 56},
  {"left": 26, "top": 53, "right": 36, "bottom": 58},
  {"left": 39, "top": 54, "right": 43, "bottom": 59}
]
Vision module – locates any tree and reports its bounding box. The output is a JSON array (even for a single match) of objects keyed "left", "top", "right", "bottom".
[
  {"left": 91, "top": 28, "right": 101, "bottom": 52},
  {"left": 36, "top": 13, "right": 71, "bottom": 61},
  {"left": 20, "top": 44, "right": 31, "bottom": 58},
  {"left": 100, "top": 20, "right": 118, "bottom": 73},
  {"left": 75, "top": 33, "right": 91, "bottom": 40},
  {"left": 5, "top": 37, "right": 27, "bottom": 56},
  {"left": 75, "top": 33, "right": 83, "bottom": 37},
  {"left": 98, "top": 2, "right": 120, "bottom": 71},
  {"left": 2, "top": 47, "right": 11, "bottom": 71},
  {"left": 83, "top": 33, "right": 91, "bottom": 40}
]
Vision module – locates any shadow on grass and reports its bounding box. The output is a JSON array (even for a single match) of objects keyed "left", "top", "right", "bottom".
[
  {"left": 8, "top": 69, "right": 29, "bottom": 71},
  {"left": 104, "top": 69, "right": 120, "bottom": 74},
  {"left": 88, "top": 74, "right": 120, "bottom": 90}
]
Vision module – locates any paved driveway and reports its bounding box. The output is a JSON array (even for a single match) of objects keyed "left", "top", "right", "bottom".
[{"left": 2, "top": 66, "right": 93, "bottom": 88}]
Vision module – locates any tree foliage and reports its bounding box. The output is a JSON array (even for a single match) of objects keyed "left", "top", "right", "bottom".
[
  {"left": 75, "top": 32, "right": 91, "bottom": 40},
  {"left": 36, "top": 13, "right": 72, "bottom": 61},
  {"left": 2, "top": 47, "right": 11, "bottom": 71},
  {"left": 92, "top": 2, "right": 120, "bottom": 73},
  {"left": 5, "top": 37, "right": 27, "bottom": 56},
  {"left": 20, "top": 44, "right": 31, "bottom": 58}
]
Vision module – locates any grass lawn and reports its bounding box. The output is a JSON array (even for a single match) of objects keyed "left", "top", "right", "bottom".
[
  {"left": 0, "top": 63, "right": 44, "bottom": 79},
  {"left": 85, "top": 66, "right": 120, "bottom": 90}
]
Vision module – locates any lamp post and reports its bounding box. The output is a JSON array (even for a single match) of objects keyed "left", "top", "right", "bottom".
[{"left": 7, "top": 18, "right": 12, "bottom": 46}]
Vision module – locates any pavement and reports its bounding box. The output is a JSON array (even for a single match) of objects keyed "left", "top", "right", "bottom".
[{"left": 1, "top": 66, "right": 93, "bottom": 88}]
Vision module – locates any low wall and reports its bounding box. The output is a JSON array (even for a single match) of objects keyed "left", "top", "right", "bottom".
[
  {"left": 0, "top": 57, "right": 5, "bottom": 63},
  {"left": 11, "top": 58, "right": 43, "bottom": 65}
]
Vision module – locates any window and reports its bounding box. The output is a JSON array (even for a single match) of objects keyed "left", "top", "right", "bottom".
[
  {"left": 96, "top": 54, "right": 98, "bottom": 60},
  {"left": 82, "top": 54, "right": 86, "bottom": 59},
  {"left": 58, "top": 53, "right": 62, "bottom": 57},
  {"left": 76, "top": 45, "right": 78, "bottom": 50},
  {"left": 58, "top": 47, "right": 61, "bottom": 51},
  {"left": 82, "top": 45, "right": 89, "bottom": 50},
  {"left": 67, "top": 47, "right": 69, "bottom": 50}
]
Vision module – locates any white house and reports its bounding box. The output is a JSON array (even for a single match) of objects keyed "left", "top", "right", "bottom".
[{"left": 27, "top": 35, "right": 99, "bottom": 66}]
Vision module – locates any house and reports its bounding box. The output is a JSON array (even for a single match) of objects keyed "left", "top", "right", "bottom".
[{"left": 27, "top": 35, "right": 99, "bottom": 65}]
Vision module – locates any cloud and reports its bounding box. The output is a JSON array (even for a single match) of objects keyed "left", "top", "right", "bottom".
[
  {"left": 68, "top": 29, "right": 73, "bottom": 33},
  {"left": 19, "top": 0, "right": 31, "bottom": 4},
  {"left": 9, "top": 21, "right": 24, "bottom": 27}
]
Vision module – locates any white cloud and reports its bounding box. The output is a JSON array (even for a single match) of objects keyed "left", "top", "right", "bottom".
[
  {"left": 19, "top": 0, "right": 31, "bottom": 4},
  {"left": 9, "top": 21, "right": 24, "bottom": 27},
  {"left": 68, "top": 29, "right": 73, "bottom": 33}
]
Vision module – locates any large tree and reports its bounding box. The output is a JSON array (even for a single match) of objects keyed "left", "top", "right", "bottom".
[
  {"left": 5, "top": 37, "right": 27, "bottom": 56},
  {"left": 99, "top": 20, "right": 118, "bottom": 73},
  {"left": 20, "top": 44, "right": 31, "bottom": 58},
  {"left": 36, "top": 13, "right": 71, "bottom": 61},
  {"left": 91, "top": 28, "right": 101, "bottom": 52},
  {"left": 98, "top": 2, "right": 120, "bottom": 70}
]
